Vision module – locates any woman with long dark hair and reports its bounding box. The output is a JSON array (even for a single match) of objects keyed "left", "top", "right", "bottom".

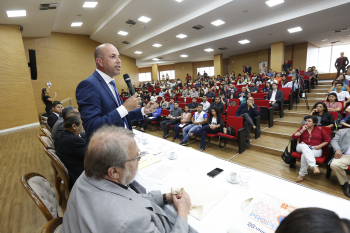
[
  {"left": 42, "top": 88, "right": 57, "bottom": 114},
  {"left": 262, "top": 82, "right": 272, "bottom": 95},
  {"left": 309, "top": 102, "right": 334, "bottom": 127},
  {"left": 190, "top": 107, "right": 223, "bottom": 152},
  {"left": 324, "top": 93, "right": 342, "bottom": 113}
]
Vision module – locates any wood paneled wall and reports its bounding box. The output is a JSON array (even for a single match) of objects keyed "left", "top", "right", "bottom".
[
  {"left": 223, "top": 58, "right": 229, "bottom": 75},
  {"left": 293, "top": 42, "right": 308, "bottom": 71},
  {"left": 284, "top": 45, "right": 293, "bottom": 61},
  {"left": 270, "top": 41, "right": 285, "bottom": 72},
  {"left": 229, "top": 49, "right": 269, "bottom": 75},
  {"left": 174, "top": 62, "right": 193, "bottom": 83},
  {"left": 0, "top": 25, "right": 38, "bottom": 131},
  {"left": 23, "top": 32, "right": 138, "bottom": 115}
]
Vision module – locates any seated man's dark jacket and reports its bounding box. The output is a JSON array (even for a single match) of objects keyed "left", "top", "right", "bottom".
[
  {"left": 48, "top": 113, "right": 59, "bottom": 129},
  {"left": 56, "top": 130, "right": 86, "bottom": 189}
]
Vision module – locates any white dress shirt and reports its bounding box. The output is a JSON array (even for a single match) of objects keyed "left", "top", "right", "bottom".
[
  {"left": 282, "top": 81, "right": 299, "bottom": 91},
  {"left": 202, "top": 101, "right": 211, "bottom": 112},
  {"left": 269, "top": 90, "right": 277, "bottom": 102},
  {"left": 96, "top": 69, "right": 145, "bottom": 128},
  {"left": 330, "top": 91, "right": 350, "bottom": 102}
]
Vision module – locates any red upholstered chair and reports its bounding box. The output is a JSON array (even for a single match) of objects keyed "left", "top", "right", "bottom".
[
  {"left": 160, "top": 109, "right": 169, "bottom": 116},
  {"left": 148, "top": 87, "right": 154, "bottom": 92},
  {"left": 229, "top": 99, "right": 240, "bottom": 106},
  {"left": 156, "top": 88, "right": 161, "bottom": 93},
  {"left": 186, "top": 97, "right": 192, "bottom": 103},
  {"left": 289, "top": 127, "right": 333, "bottom": 173},
  {"left": 208, "top": 98, "right": 212, "bottom": 104},
  {"left": 226, "top": 105, "right": 239, "bottom": 116},
  {"left": 254, "top": 100, "right": 274, "bottom": 127},
  {"left": 157, "top": 96, "right": 162, "bottom": 101},
  {"left": 281, "top": 87, "right": 293, "bottom": 110},
  {"left": 165, "top": 97, "right": 170, "bottom": 102},
  {"left": 164, "top": 93, "right": 170, "bottom": 97},
  {"left": 178, "top": 97, "right": 184, "bottom": 103},
  {"left": 217, "top": 116, "right": 246, "bottom": 154},
  {"left": 197, "top": 98, "right": 202, "bottom": 103},
  {"left": 252, "top": 93, "right": 264, "bottom": 100},
  {"left": 330, "top": 111, "right": 338, "bottom": 120},
  {"left": 179, "top": 103, "right": 186, "bottom": 109}
]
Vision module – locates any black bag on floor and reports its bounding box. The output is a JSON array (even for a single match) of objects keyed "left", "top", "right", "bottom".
[{"left": 281, "top": 141, "right": 292, "bottom": 164}]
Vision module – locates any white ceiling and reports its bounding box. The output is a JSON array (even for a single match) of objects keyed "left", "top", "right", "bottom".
[{"left": 1, "top": 0, "right": 350, "bottom": 67}]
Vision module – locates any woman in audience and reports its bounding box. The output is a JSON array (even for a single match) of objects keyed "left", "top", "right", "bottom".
[
  {"left": 199, "top": 89, "right": 205, "bottom": 98},
  {"left": 260, "top": 63, "right": 267, "bottom": 74},
  {"left": 237, "top": 76, "right": 246, "bottom": 85},
  {"left": 276, "top": 208, "right": 350, "bottom": 233},
  {"left": 160, "top": 97, "right": 169, "bottom": 109},
  {"left": 42, "top": 88, "right": 57, "bottom": 115},
  {"left": 238, "top": 86, "right": 248, "bottom": 103},
  {"left": 255, "top": 75, "right": 264, "bottom": 85},
  {"left": 246, "top": 76, "right": 252, "bottom": 85},
  {"left": 230, "top": 71, "right": 235, "bottom": 79},
  {"left": 281, "top": 76, "right": 288, "bottom": 86},
  {"left": 190, "top": 107, "right": 223, "bottom": 152},
  {"left": 172, "top": 105, "right": 192, "bottom": 142},
  {"left": 235, "top": 96, "right": 260, "bottom": 146},
  {"left": 262, "top": 82, "right": 272, "bottom": 95},
  {"left": 241, "top": 92, "right": 252, "bottom": 104},
  {"left": 220, "top": 93, "right": 228, "bottom": 106},
  {"left": 324, "top": 93, "right": 342, "bottom": 114},
  {"left": 328, "top": 80, "right": 350, "bottom": 92},
  {"left": 138, "top": 103, "right": 161, "bottom": 132},
  {"left": 309, "top": 102, "right": 335, "bottom": 126},
  {"left": 292, "top": 115, "right": 331, "bottom": 182},
  {"left": 151, "top": 92, "right": 158, "bottom": 102}
]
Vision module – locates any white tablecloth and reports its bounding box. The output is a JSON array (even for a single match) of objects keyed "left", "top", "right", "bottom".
[{"left": 134, "top": 130, "right": 350, "bottom": 233}]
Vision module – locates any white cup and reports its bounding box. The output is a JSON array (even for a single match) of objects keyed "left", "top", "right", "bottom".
[
  {"left": 170, "top": 152, "right": 176, "bottom": 159},
  {"left": 230, "top": 172, "right": 237, "bottom": 181}
]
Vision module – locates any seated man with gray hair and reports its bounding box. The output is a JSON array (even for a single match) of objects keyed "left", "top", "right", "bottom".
[{"left": 62, "top": 125, "right": 191, "bottom": 233}]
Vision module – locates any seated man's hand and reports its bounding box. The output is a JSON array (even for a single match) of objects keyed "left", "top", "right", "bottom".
[
  {"left": 173, "top": 191, "right": 191, "bottom": 219},
  {"left": 335, "top": 149, "right": 343, "bottom": 159}
]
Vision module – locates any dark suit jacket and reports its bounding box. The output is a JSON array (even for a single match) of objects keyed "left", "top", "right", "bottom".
[
  {"left": 335, "top": 57, "right": 349, "bottom": 67},
  {"left": 76, "top": 70, "right": 144, "bottom": 143},
  {"left": 245, "top": 67, "right": 252, "bottom": 74},
  {"left": 209, "top": 102, "right": 224, "bottom": 113},
  {"left": 47, "top": 113, "right": 59, "bottom": 129},
  {"left": 267, "top": 90, "right": 284, "bottom": 102},
  {"left": 56, "top": 130, "right": 86, "bottom": 189}
]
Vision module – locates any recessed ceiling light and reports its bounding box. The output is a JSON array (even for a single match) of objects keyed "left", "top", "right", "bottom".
[
  {"left": 83, "top": 2, "right": 98, "bottom": 8},
  {"left": 152, "top": 58, "right": 160, "bottom": 61},
  {"left": 175, "top": 0, "right": 183, "bottom": 2},
  {"left": 176, "top": 34, "right": 187, "bottom": 39},
  {"left": 6, "top": 10, "right": 26, "bottom": 17},
  {"left": 180, "top": 54, "right": 188, "bottom": 57},
  {"left": 134, "top": 51, "right": 142, "bottom": 54},
  {"left": 265, "top": 0, "right": 284, "bottom": 7},
  {"left": 138, "top": 16, "right": 151, "bottom": 23},
  {"left": 238, "top": 39, "right": 250, "bottom": 44},
  {"left": 321, "top": 39, "right": 328, "bottom": 41},
  {"left": 153, "top": 43, "right": 162, "bottom": 47},
  {"left": 288, "top": 27, "right": 302, "bottom": 33},
  {"left": 204, "top": 48, "right": 214, "bottom": 52},
  {"left": 211, "top": 20, "right": 225, "bottom": 26},
  {"left": 118, "top": 31, "right": 128, "bottom": 36},
  {"left": 71, "top": 22, "right": 83, "bottom": 27}
]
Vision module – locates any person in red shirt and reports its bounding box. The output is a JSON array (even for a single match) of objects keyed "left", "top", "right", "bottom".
[
  {"left": 185, "top": 74, "right": 192, "bottom": 84},
  {"left": 292, "top": 115, "right": 331, "bottom": 182}
]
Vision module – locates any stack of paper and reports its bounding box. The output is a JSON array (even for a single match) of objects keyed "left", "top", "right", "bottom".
[{"left": 138, "top": 154, "right": 162, "bottom": 170}]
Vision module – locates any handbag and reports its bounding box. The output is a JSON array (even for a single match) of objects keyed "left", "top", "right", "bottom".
[
  {"left": 226, "top": 126, "right": 236, "bottom": 137},
  {"left": 281, "top": 141, "right": 292, "bottom": 164}
]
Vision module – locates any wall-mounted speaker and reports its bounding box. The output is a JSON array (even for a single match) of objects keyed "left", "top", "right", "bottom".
[{"left": 28, "top": 49, "right": 37, "bottom": 80}]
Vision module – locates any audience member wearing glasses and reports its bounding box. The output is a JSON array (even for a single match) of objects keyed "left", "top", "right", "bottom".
[
  {"left": 190, "top": 107, "right": 223, "bottom": 152},
  {"left": 172, "top": 105, "right": 192, "bottom": 142},
  {"left": 52, "top": 106, "right": 78, "bottom": 147},
  {"left": 275, "top": 207, "right": 350, "bottom": 233},
  {"left": 292, "top": 115, "right": 331, "bottom": 182},
  {"left": 330, "top": 128, "right": 350, "bottom": 198},
  {"left": 309, "top": 102, "right": 334, "bottom": 127},
  {"left": 62, "top": 126, "right": 191, "bottom": 233},
  {"left": 235, "top": 97, "right": 260, "bottom": 147}
]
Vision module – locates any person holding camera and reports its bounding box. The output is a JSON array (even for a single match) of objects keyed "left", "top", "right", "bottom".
[{"left": 292, "top": 115, "right": 331, "bottom": 182}]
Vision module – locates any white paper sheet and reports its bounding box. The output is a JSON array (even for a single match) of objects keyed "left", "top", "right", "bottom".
[
  {"left": 144, "top": 165, "right": 177, "bottom": 184},
  {"left": 171, "top": 156, "right": 205, "bottom": 171}
]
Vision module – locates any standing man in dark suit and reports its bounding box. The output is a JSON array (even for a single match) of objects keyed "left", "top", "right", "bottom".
[
  {"left": 76, "top": 43, "right": 155, "bottom": 143},
  {"left": 56, "top": 112, "right": 85, "bottom": 189},
  {"left": 245, "top": 63, "right": 252, "bottom": 75},
  {"left": 267, "top": 83, "right": 284, "bottom": 112},
  {"left": 335, "top": 52, "right": 349, "bottom": 78},
  {"left": 47, "top": 101, "right": 62, "bottom": 129}
]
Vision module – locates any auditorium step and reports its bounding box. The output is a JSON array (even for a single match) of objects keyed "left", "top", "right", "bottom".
[
  {"left": 249, "top": 134, "right": 289, "bottom": 155},
  {"left": 307, "top": 93, "right": 328, "bottom": 98},
  {"left": 309, "top": 88, "right": 329, "bottom": 93}
]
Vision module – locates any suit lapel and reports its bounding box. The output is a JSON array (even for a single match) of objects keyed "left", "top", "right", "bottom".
[{"left": 93, "top": 70, "right": 118, "bottom": 106}]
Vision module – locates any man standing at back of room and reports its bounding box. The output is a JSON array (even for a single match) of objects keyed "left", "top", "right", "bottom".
[
  {"left": 76, "top": 43, "right": 155, "bottom": 142},
  {"left": 335, "top": 52, "right": 349, "bottom": 78}
]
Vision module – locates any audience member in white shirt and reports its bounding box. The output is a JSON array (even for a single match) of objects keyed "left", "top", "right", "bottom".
[
  {"left": 282, "top": 75, "right": 299, "bottom": 92},
  {"left": 328, "top": 82, "right": 350, "bottom": 106},
  {"left": 150, "top": 92, "right": 158, "bottom": 102},
  {"left": 201, "top": 95, "right": 211, "bottom": 112}
]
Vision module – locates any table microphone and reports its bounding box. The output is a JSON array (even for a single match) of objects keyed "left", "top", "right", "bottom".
[{"left": 123, "top": 74, "right": 136, "bottom": 96}]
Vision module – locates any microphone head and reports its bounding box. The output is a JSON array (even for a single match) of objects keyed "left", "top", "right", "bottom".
[{"left": 123, "top": 74, "right": 131, "bottom": 81}]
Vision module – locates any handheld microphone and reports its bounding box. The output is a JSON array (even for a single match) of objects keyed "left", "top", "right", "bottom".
[{"left": 123, "top": 74, "right": 136, "bottom": 96}]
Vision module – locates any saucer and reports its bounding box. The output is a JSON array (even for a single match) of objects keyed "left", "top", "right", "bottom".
[
  {"left": 168, "top": 153, "right": 178, "bottom": 160},
  {"left": 226, "top": 175, "right": 239, "bottom": 184}
]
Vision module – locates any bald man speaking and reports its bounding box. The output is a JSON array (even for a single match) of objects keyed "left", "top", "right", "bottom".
[{"left": 76, "top": 43, "right": 155, "bottom": 143}]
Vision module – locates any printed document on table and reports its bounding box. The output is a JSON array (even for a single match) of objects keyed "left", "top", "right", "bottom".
[
  {"left": 171, "top": 156, "right": 205, "bottom": 171},
  {"left": 145, "top": 164, "right": 177, "bottom": 184}
]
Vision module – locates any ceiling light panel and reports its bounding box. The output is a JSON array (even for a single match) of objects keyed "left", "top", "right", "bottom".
[
  {"left": 238, "top": 39, "right": 250, "bottom": 44},
  {"left": 176, "top": 34, "right": 187, "bottom": 39},
  {"left": 6, "top": 10, "right": 26, "bottom": 17},
  {"left": 83, "top": 2, "right": 98, "bottom": 8},
  {"left": 265, "top": 0, "right": 284, "bottom": 7},
  {"left": 138, "top": 16, "right": 151, "bottom": 23},
  {"left": 118, "top": 31, "right": 128, "bottom": 36},
  {"left": 71, "top": 22, "right": 83, "bottom": 27},
  {"left": 134, "top": 51, "right": 142, "bottom": 54},
  {"left": 152, "top": 58, "right": 160, "bottom": 61},
  {"left": 180, "top": 55, "right": 188, "bottom": 57},
  {"left": 153, "top": 43, "right": 162, "bottom": 47},
  {"left": 288, "top": 27, "right": 302, "bottom": 33},
  {"left": 321, "top": 39, "right": 328, "bottom": 41},
  {"left": 211, "top": 20, "right": 225, "bottom": 26},
  {"left": 204, "top": 48, "right": 214, "bottom": 52},
  {"left": 175, "top": 0, "right": 183, "bottom": 2}
]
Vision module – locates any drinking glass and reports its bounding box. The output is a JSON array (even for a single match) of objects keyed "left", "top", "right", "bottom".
[
  {"left": 240, "top": 168, "right": 250, "bottom": 189},
  {"left": 159, "top": 143, "right": 167, "bottom": 157}
]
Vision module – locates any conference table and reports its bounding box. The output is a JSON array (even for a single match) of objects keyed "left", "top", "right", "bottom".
[{"left": 134, "top": 130, "right": 350, "bottom": 233}]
